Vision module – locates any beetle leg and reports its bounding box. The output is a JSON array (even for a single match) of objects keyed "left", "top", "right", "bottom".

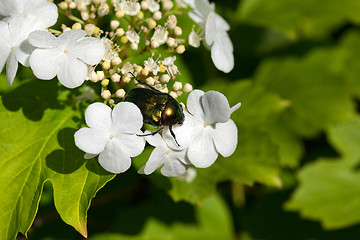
[
  {"left": 136, "top": 126, "right": 164, "bottom": 137},
  {"left": 169, "top": 125, "right": 181, "bottom": 147}
]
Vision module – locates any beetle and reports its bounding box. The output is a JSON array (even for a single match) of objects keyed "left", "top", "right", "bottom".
[{"left": 124, "top": 72, "right": 185, "bottom": 146}]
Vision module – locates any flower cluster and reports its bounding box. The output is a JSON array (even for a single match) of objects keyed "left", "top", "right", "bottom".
[
  {"left": 0, "top": 0, "right": 238, "bottom": 178},
  {"left": 75, "top": 90, "right": 241, "bottom": 176}
]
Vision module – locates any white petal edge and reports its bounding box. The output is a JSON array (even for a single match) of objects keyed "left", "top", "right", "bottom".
[
  {"left": 6, "top": 51, "right": 18, "bottom": 86},
  {"left": 211, "top": 34, "right": 234, "bottom": 73},
  {"left": 186, "top": 89, "right": 205, "bottom": 121},
  {"left": 202, "top": 90, "right": 231, "bottom": 124},
  {"left": 85, "top": 102, "right": 112, "bottom": 131},
  {"left": 74, "top": 127, "right": 109, "bottom": 154},
  {"left": 28, "top": 30, "right": 58, "bottom": 48},
  {"left": 57, "top": 55, "right": 88, "bottom": 88},
  {"left": 29, "top": 48, "right": 63, "bottom": 80},
  {"left": 212, "top": 119, "right": 238, "bottom": 157},
  {"left": 143, "top": 146, "right": 166, "bottom": 174},
  {"left": 70, "top": 37, "right": 106, "bottom": 65},
  {"left": 187, "top": 128, "right": 218, "bottom": 168},
  {"left": 98, "top": 139, "right": 132, "bottom": 173}
]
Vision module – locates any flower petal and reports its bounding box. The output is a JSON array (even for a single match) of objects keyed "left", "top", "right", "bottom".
[
  {"left": 29, "top": 48, "right": 63, "bottom": 80},
  {"left": 112, "top": 102, "right": 143, "bottom": 134},
  {"left": 85, "top": 102, "right": 112, "bottom": 131},
  {"left": 187, "top": 89, "right": 205, "bottom": 121},
  {"left": 31, "top": 1, "right": 58, "bottom": 28},
  {"left": 230, "top": 102, "right": 241, "bottom": 114},
  {"left": 212, "top": 120, "right": 238, "bottom": 157},
  {"left": 84, "top": 153, "right": 98, "bottom": 159},
  {"left": 70, "top": 37, "right": 106, "bottom": 65},
  {"left": 6, "top": 51, "right": 18, "bottom": 86},
  {"left": 74, "top": 127, "right": 109, "bottom": 155},
  {"left": 58, "top": 29, "right": 87, "bottom": 47},
  {"left": 28, "top": 30, "right": 58, "bottom": 49},
  {"left": 205, "top": 12, "right": 230, "bottom": 46},
  {"left": 114, "top": 133, "right": 145, "bottom": 157},
  {"left": 145, "top": 132, "right": 166, "bottom": 147},
  {"left": 187, "top": 128, "right": 218, "bottom": 168},
  {"left": 143, "top": 146, "right": 166, "bottom": 174},
  {"left": 161, "top": 156, "right": 188, "bottom": 177},
  {"left": 202, "top": 91, "right": 231, "bottom": 124},
  {"left": 210, "top": 32, "right": 234, "bottom": 73},
  {"left": 57, "top": 55, "right": 88, "bottom": 88},
  {"left": 14, "top": 40, "right": 35, "bottom": 66},
  {"left": 163, "top": 111, "right": 202, "bottom": 150},
  {"left": 98, "top": 139, "right": 132, "bottom": 173}
]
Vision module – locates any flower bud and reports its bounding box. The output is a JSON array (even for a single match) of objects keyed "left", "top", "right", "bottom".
[
  {"left": 110, "top": 20, "right": 120, "bottom": 30},
  {"left": 174, "top": 26, "right": 182, "bottom": 36},
  {"left": 172, "top": 81, "right": 182, "bottom": 91},
  {"left": 98, "top": 3, "right": 110, "bottom": 17},
  {"left": 115, "top": 89, "right": 126, "bottom": 98},
  {"left": 135, "top": 65, "right": 143, "bottom": 73},
  {"left": 151, "top": 39, "right": 160, "bottom": 48},
  {"left": 72, "top": 22, "right": 82, "bottom": 30},
  {"left": 162, "top": 0, "right": 173, "bottom": 10},
  {"left": 97, "top": 71, "right": 105, "bottom": 80},
  {"left": 141, "top": 0, "right": 148, "bottom": 10},
  {"left": 137, "top": 11, "right": 144, "bottom": 19},
  {"left": 58, "top": 1, "right": 68, "bottom": 10},
  {"left": 101, "top": 78, "right": 110, "bottom": 87},
  {"left": 111, "top": 73, "right": 121, "bottom": 82},
  {"left": 176, "top": 45, "right": 185, "bottom": 54},
  {"left": 153, "top": 11, "right": 162, "bottom": 21},
  {"left": 160, "top": 74, "right": 170, "bottom": 83},
  {"left": 69, "top": 2, "right": 76, "bottom": 9},
  {"left": 111, "top": 56, "right": 122, "bottom": 66},
  {"left": 159, "top": 64, "right": 166, "bottom": 73},
  {"left": 131, "top": 42, "right": 138, "bottom": 50},
  {"left": 146, "top": 77, "right": 155, "bottom": 85},
  {"left": 116, "top": 10, "right": 125, "bottom": 18},
  {"left": 102, "top": 61, "right": 111, "bottom": 70},
  {"left": 77, "top": 1, "right": 87, "bottom": 11},
  {"left": 122, "top": 75, "right": 131, "bottom": 83},
  {"left": 116, "top": 28, "right": 125, "bottom": 37},
  {"left": 101, "top": 90, "right": 111, "bottom": 99},
  {"left": 85, "top": 24, "right": 95, "bottom": 35},
  {"left": 141, "top": 68, "right": 149, "bottom": 76},
  {"left": 167, "top": 37, "right": 176, "bottom": 47},
  {"left": 183, "top": 83, "right": 193, "bottom": 92},
  {"left": 120, "top": 36, "right": 128, "bottom": 44},
  {"left": 81, "top": 11, "right": 89, "bottom": 21},
  {"left": 167, "top": 15, "right": 177, "bottom": 29},
  {"left": 169, "top": 91, "right": 177, "bottom": 99},
  {"left": 148, "top": 18, "right": 156, "bottom": 29}
]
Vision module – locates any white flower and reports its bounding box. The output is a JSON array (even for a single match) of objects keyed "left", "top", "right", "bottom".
[
  {"left": 120, "top": 62, "right": 134, "bottom": 75},
  {"left": 0, "top": 0, "right": 58, "bottom": 28},
  {"left": 28, "top": 30, "right": 106, "bottom": 88},
  {"left": 144, "top": 0, "right": 160, "bottom": 12},
  {"left": 163, "top": 90, "right": 241, "bottom": 168},
  {"left": 151, "top": 26, "right": 168, "bottom": 45},
  {"left": 188, "top": 28, "right": 201, "bottom": 48},
  {"left": 117, "top": 0, "right": 140, "bottom": 16},
  {"left": 161, "top": 56, "right": 180, "bottom": 78},
  {"left": 187, "top": 0, "right": 234, "bottom": 73},
  {"left": 74, "top": 102, "right": 146, "bottom": 173},
  {"left": 126, "top": 29, "right": 140, "bottom": 44},
  {"left": 138, "top": 133, "right": 189, "bottom": 177},
  {"left": 101, "top": 37, "right": 116, "bottom": 61},
  {"left": 0, "top": 18, "right": 34, "bottom": 85},
  {"left": 144, "top": 57, "right": 160, "bottom": 75}
]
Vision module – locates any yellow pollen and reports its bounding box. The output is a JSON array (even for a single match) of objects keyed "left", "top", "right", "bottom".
[
  {"left": 166, "top": 149, "right": 171, "bottom": 155},
  {"left": 203, "top": 123, "right": 208, "bottom": 128},
  {"left": 109, "top": 135, "right": 114, "bottom": 139},
  {"left": 64, "top": 50, "right": 68, "bottom": 54}
]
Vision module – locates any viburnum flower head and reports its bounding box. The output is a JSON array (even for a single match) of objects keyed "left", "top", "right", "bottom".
[
  {"left": 28, "top": 29, "right": 106, "bottom": 88},
  {"left": 139, "top": 132, "right": 190, "bottom": 177},
  {"left": 74, "top": 102, "right": 146, "bottom": 173},
  {"left": 163, "top": 90, "right": 241, "bottom": 168}
]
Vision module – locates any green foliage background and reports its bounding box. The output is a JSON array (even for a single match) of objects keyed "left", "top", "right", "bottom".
[{"left": 1, "top": 0, "right": 360, "bottom": 239}]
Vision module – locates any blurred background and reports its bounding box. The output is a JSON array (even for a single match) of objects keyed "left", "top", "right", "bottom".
[{"left": 8, "top": 0, "right": 360, "bottom": 239}]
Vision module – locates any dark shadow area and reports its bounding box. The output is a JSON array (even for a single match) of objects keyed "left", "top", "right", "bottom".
[
  {"left": 46, "top": 128, "right": 86, "bottom": 174},
  {"left": 87, "top": 172, "right": 197, "bottom": 236},
  {"left": 241, "top": 189, "right": 360, "bottom": 240},
  {"left": 1, "top": 79, "right": 64, "bottom": 121}
]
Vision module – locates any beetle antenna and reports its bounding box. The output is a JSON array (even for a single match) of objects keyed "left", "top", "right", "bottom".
[
  {"left": 169, "top": 125, "right": 181, "bottom": 147},
  {"left": 127, "top": 71, "right": 160, "bottom": 92}
]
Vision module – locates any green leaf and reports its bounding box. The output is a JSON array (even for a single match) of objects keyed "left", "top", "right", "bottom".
[
  {"left": 285, "top": 160, "right": 360, "bottom": 229},
  {"left": 0, "top": 80, "right": 114, "bottom": 239},
  {"left": 89, "top": 193, "right": 233, "bottom": 240},
  {"left": 255, "top": 48, "right": 355, "bottom": 137},
  {"left": 286, "top": 119, "right": 360, "bottom": 229},
  {"left": 237, "top": 0, "right": 360, "bottom": 38}
]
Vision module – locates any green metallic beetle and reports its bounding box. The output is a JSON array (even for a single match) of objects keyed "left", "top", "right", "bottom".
[{"left": 124, "top": 72, "right": 185, "bottom": 146}]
